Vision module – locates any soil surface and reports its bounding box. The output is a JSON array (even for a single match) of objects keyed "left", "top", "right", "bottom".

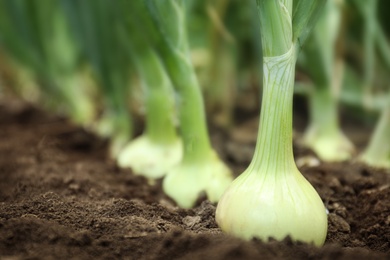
[{"left": 0, "top": 99, "right": 389, "bottom": 259}]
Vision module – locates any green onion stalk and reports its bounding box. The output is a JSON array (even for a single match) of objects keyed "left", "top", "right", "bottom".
[
  {"left": 360, "top": 92, "right": 390, "bottom": 169},
  {"left": 46, "top": 1, "right": 96, "bottom": 126},
  {"left": 353, "top": 0, "right": 377, "bottom": 109},
  {"left": 357, "top": 1, "right": 390, "bottom": 169},
  {"left": 300, "top": 0, "right": 355, "bottom": 162},
  {"left": 0, "top": 1, "right": 41, "bottom": 96},
  {"left": 339, "top": 64, "right": 376, "bottom": 112},
  {"left": 203, "top": 0, "right": 237, "bottom": 128},
  {"left": 117, "top": 2, "right": 182, "bottom": 179},
  {"left": 331, "top": 0, "right": 388, "bottom": 113},
  {"left": 0, "top": 0, "right": 95, "bottom": 126},
  {"left": 137, "top": 0, "right": 233, "bottom": 208},
  {"left": 184, "top": 0, "right": 210, "bottom": 89},
  {"left": 216, "top": 0, "right": 328, "bottom": 246},
  {"left": 334, "top": 0, "right": 388, "bottom": 114},
  {"left": 61, "top": 0, "right": 133, "bottom": 158}
]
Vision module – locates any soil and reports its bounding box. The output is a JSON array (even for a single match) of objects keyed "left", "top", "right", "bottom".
[{"left": 0, "top": 98, "right": 389, "bottom": 260}]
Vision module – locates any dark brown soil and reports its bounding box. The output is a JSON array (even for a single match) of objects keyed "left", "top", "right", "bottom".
[{"left": 0, "top": 99, "right": 389, "bottom": 260}]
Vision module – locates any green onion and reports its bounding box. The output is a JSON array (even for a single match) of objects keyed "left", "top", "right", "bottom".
[
  {"left": 202, "top": 0, "right": 237, "bottom": 128},
  {"left": 352, "top": 0, "right": 377, "bottom": 109},
  {"left": 360, "top": 93, "right": 390, "bottom": 168},
  {"left": 300, "top": 0, "right": 355, "bottom": 161},
  {"left": 216, "top": 0, "right": 328, "bottom": 246},
  {"left": 355, "top": 0, "right": 390, "bottom": 169},
  {"left": 61, "top": 0, "right": 133, "bottom": 157},
  {"left": 0, "top": 0, "right": 95, "bottom": 125},
  {"left": 134, "top": 0, "right": 233, "bottom": 208},
  {"left": 117, "top": 1, "right": 182, "bottom": 179}
]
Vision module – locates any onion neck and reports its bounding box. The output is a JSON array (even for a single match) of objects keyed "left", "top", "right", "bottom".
[{"left": 248, "top": 46, "right": 298, "bottom": 176}]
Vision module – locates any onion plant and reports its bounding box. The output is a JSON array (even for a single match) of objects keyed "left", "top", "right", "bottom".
[
  {"left": 299, "top": 0, "right": 355, "bottom": 162},
  {"left": 360, "top": 93, "right": 390, "bottom": 169},
  {"left": 188, "top": 0, "right": 259, "bottom": 128},
  {"left": 216, "top": 0, "right": 328, "bottom": 246},
  {"left": 126, "top": 0, "right": 233, "bottom": 208},
  {"left": 354, "top": 0, "right": 377, "bottom": 109},
  {"left": 354, "top": 0, "right": 390, "bottom": 169},
  {"left": 202, "top": 0, "right": 237, "bottom": 128},
  {"left": 0, "top": 0, "right": 95, "bottom": 125},
  {"left": 330, "top": 0, "right": 388, "bottom": 114},
  {"left": 61, "top": 0, "right": 133, "bottom": 157},
  {"left": 117, "top": 2, "right": 182, "bottom": 179}
]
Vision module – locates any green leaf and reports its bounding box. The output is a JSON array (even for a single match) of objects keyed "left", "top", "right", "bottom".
[
  {"left": 292, "top": 0, "right": 327, "bottom": 48},
  {"left": 376, "top": 20, "right": 390, "bottom": 71},
  {"left": 256, "top": 0, "right": 293, "bottom": 56},
  {"left": 145, "top": 0, "right": 188, "bottom": 53}
]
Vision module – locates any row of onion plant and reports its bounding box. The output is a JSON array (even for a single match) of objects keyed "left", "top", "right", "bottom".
[{"left": 0, "top": 0, "right": 388, "bottom": 248}]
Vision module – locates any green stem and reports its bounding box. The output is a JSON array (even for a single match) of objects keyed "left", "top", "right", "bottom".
[
  {"left": 127, "top": 36, "right": 177, "bottom": 144},
  {"left": 139, "top": 51, "right": 177, "bottom": 144},
  {"left": 251, "top": 0, "right": 296, "bottom": 173},
  {"left": 205, "top": 1, "right": 236, "bottom": 127},
  {"left": 146, "top": 88, "right": 177, "bottom": 143},
  {"left": 363, "top": 0, "right": 377, "bottom": 89},
  {"left": 369, "top": 102, "right": 390, "bottom": 151},
  {"left": 308, "top": 85, "right": 339, "bottom": 134},
  {"left": 104, "top": 70, "right": 133, "bottom": 139},
  {"left": 166, "top": 51, "right": 212, "bottom": 164},
  {"left": 122, "top": 23, "right": 177, "bottom": 144},
  {"left": 257, "top": 0, "right": 292, "bottom": 56},
  {"left": 362, "top": 94, "right": 390, "bottom": 166},
  {"left": 141, "top": 0, "right": 214, "bottom": 163},
  {"left": 249, "top": 46, "right": 297, "bottom": 175},
  {"left": 375, "top": 18, "right": 390, "bottom": 71},
  {"left": 56, "top": 73, "right": 94, "bottom": 124}
]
